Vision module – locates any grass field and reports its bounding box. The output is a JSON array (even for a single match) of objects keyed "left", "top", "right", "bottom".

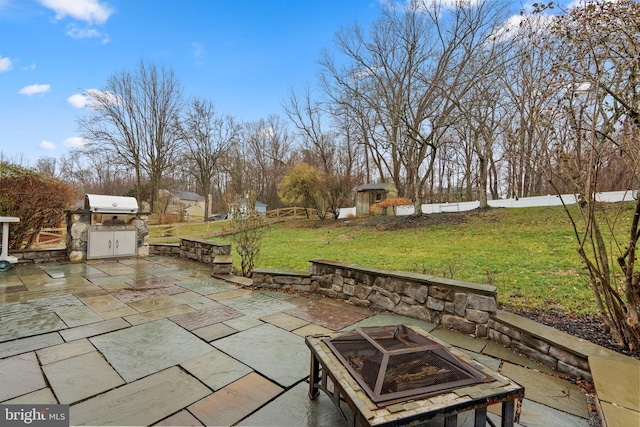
[{"left": 154, "top": 204, "right": 636, "bottom": 316}]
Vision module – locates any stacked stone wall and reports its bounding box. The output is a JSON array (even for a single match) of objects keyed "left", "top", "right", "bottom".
[
  {"left": 12, "top": 248, "right": 68, "bottom": 265},
  {"left": 179, "top": 238, "right": 230, "bottom": 263},
  {"left": 488, "top": 315, "right": 592, "bottom": 381},
  {"left": 251, "top": 258, "right": 498, "bottom": 337}
]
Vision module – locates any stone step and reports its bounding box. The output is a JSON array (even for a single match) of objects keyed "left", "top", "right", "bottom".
[{"left": 213, "top": 255, "right": 233, "bottom": 264}]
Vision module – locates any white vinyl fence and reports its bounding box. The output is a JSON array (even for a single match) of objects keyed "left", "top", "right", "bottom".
[{"left": 337, "top": 190, "right": 637, "bottom": 218}]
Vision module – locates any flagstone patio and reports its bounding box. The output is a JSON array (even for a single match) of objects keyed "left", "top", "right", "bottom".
[{"left": 0, "top": 256, "right": 627, "bottom": 426}]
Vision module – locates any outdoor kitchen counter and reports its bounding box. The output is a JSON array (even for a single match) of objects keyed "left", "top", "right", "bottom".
[{"left": 306, "top": 326, "right": 525, "bottom": 427}]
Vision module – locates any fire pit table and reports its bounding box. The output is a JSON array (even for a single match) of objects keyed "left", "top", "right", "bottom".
[{"left": 306, "top": 325, "right": 524, "bottom": 427}]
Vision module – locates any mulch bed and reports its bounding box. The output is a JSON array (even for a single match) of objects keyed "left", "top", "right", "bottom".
[{"left": 501, "top": 305, "right": 640, "bottom": 360}]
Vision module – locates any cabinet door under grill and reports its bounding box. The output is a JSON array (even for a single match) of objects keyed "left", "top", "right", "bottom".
[{"left": 87, "top": 229, "right": 137, "bottom": 259}]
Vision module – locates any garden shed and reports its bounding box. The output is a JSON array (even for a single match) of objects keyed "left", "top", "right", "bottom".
[{"left": 355, "top": 182, "right": 398, "bottom": 216}]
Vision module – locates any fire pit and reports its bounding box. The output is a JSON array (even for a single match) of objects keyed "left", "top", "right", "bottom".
[
  {"left": 325, "top": 325, "right": 492, "bottom": 405},
  {"left": 306, "top": 325, "right": 524, "bottom": 427}
]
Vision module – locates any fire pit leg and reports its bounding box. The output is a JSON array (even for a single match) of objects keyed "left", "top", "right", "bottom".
[
  {"left": 474, "top": 407, "right": 487, "bottom": 427},
  {"left": 444, "top": 413, "right": 457, "bottom": 427},
  {"left": 501, "top": 400, "right": 515, "bottom": 427},
  {"left": 309, "top": 351, "right": 320, "bottom": 400}
]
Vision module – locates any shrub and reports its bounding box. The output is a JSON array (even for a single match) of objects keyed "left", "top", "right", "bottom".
[{"left": 0, "top": 163, "right": 78, "bottom": 249}]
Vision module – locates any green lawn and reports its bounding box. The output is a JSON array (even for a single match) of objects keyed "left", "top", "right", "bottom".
[{"left": 160, "top": 204, "right": 635, "bottom": 316}]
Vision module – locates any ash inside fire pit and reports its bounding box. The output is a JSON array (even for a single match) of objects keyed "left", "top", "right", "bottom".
[{"left": 325, "top": 325, "right": 491, "bottom": 405}]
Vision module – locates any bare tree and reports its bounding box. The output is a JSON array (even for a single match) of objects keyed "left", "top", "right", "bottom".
[
  {"left": 321, "top": 0, "right": 509, "bottom": 214},
  {"left": 547, "top": 0, "right": 640, "bottom": 350},
  {"left": 180, "top": 97, "right": 238, "bottom": 220},
  {"left": 242, "top": 115, "right": 293, "bottom": 208},
  {"left": 284, "top": 87, "right": 360, "bottom": 215},
  {"left": 77, "top": 60, "right": 184, "bottom": 210}
]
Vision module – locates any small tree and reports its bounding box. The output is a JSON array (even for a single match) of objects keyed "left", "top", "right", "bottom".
[
  {"left": 227, "top": 200, "right": 268, "bottom": 277},
  {"left": 278, "top": 163, "right": 329, "bottom": 219},
  {"left": 0, "top": 163, "right": 78, "bottom": 249}
]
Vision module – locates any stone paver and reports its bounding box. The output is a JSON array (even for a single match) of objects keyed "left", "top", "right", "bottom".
[
  {"left": 220, "top": 293, "right": 298, "bottom": 318},
  {"left": 346, "top": 312, "right": 436, "bottom": 332},
  {"left": 90, "top": 318, "right": 213, "bottom": 382},
  {"left": 589, "top": 353, "right": 640, "bottom": 412},
  {"left": 123, "top": 304, "right": 195, "bottom": 326},
  {"left": 3, "top": 388, "right": 58, "bottom": 404},
  {"left": 0, "top": 311, "right": 66, "bottom": 342},
  {"left": 500, "top": 362, "right": 589, "bottom": 419},
  {"left": 0, "top": 352, "right": 46, "bottom": 402},
  {"left": 0, "top": 332, "right": 63, "bottom": 359},
  {"left": 519, "top": 398, "right": 589, "bottom": 427},
  {"left": 429, "top": 327, "right": 487, "bottom": 353},
  {"left": 42, "top": 351, "right": 125, "bottom": 404},
  {"left": 180, "top": 348, "right": 252, "bottom": 391},
  {"left": 173, "top": 277, "right": 237, "bottom": 295},
  {"left": 191, "top": 322, "right": 237, "bottom": 342},
  {"left": 188, "top": 372, "right": 282, "bottom": 426},
  {"left": 169, "top": 304, "right": 243, "bottom": 330},
  {"left": 70, "top": 366, "right": 211, "bottom": 426},
  {"left": 238, "top": 382, "right": 345, "bottom": 426},
  {"left": 153, "top": 410, "right": 203, "bottom": 426},
  {"left": 110, "top": 282, "right": 186, "bottom": 303},
  {"left": 483, "top": 341, "right": 555, "bottom": 374},
  {"left": 292, "top": 323, "right": 334, "bottom": 337},
  {"left": 36, "top": 338, "right": 95, "bottom": 365},
  {"left": 600, "top": 401, "right": 640, "bottom": 427},
  {"left": 208, "top": 288, "right": 255, "bottom": 301},
  {"left": 60, "top": 317, "right": 130, "bottom": 342},
  {"left": 284, "top": 300, "right": 369, "bottom": 331},
  {"left": 213, "top": 323, "right": 309, "bottom": 387},
  {"left": 261, "top": 312, "right": 310, "bottom": 331},
  {"left": 223, "top": 315, "right": 264, "bottom": 331}
]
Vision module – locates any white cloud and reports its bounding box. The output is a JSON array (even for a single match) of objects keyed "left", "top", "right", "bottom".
[
  {"left": 22, "top": 63, "right": 36, "bottom": 71},
  {"left": 38, "top": 0, "right": 113, "bottom": 25},
  {"left": 490, "top": 13, "right": 555, "bottom": 43},
  {"left": 18, "top": 84, "right": 51, "bottom": 96},
  {"left": 67, "top": 93, "right": 89, "bottom": 108},
  {"left": 67, "top": 24, "right": 100, "bottom": 39},
  {"left": 40, "top": 140, "right": 56, "bottom": 150},
  {"left": 0, "top": 55, "right": 13, "bottom": 72},
  {"left": 63, "top": 136, "right": 90, "bottom": 147}
]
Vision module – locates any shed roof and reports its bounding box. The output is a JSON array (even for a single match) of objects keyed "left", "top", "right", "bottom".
[
  {"left": 169, "top": 190, "right": 205, "bottom": 201},
  {"left": 355, "top": 183, "right": 397, "bottom": 192}
]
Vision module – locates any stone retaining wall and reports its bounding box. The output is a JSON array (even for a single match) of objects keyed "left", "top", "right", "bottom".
[
  {"left": 149, "top": 243, "right": 181, "bottom": 256},
  {"left": 12, "top": 248, "right": 68, "bottom": 265},
  {"left": 488, "top": 311, "right": 593, "bottom": 381},
  {"left": 251, "top": 258, "right": 498, "bottom": 337},
  {"left": 179, "top": 238, "right": 231, "bottom": 264}
]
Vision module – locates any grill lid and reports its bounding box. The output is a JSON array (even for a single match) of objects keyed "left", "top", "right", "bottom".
[
  {"left": 84, "top": 194, "right": 139, "bottom": 213},
  {"left": 325, "top": 325, "right": 491, "bottom": 405}
]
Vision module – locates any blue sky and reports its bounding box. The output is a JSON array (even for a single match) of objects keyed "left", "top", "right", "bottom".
[
  {"left": 0, "top": 0, "right": 570, "bottom": 164},
  {"left": 0, "top": 0, "right": 385, "bottom": 163}
]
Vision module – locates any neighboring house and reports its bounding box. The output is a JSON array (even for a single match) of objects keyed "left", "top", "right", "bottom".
[
  {"left": 183, "top": 205, "right": 204, "bottom": 221},
  {"left": 163, "top": 190, "right": 208, "bottom": 219},
  {"left": 355, "top": 183, "right": 399, "bottom": 216},
  {"left": 229, "top": 198, "right": 267, "bottom": 217}
]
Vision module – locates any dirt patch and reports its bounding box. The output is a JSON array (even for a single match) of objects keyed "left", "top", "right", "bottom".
[{"left": 283, "top": 210, "right": 472, "bottom": 231}]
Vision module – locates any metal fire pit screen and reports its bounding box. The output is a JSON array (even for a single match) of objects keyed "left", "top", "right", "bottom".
[{"left": 324, "top": 325, "right": 491, "bottom": 405}]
